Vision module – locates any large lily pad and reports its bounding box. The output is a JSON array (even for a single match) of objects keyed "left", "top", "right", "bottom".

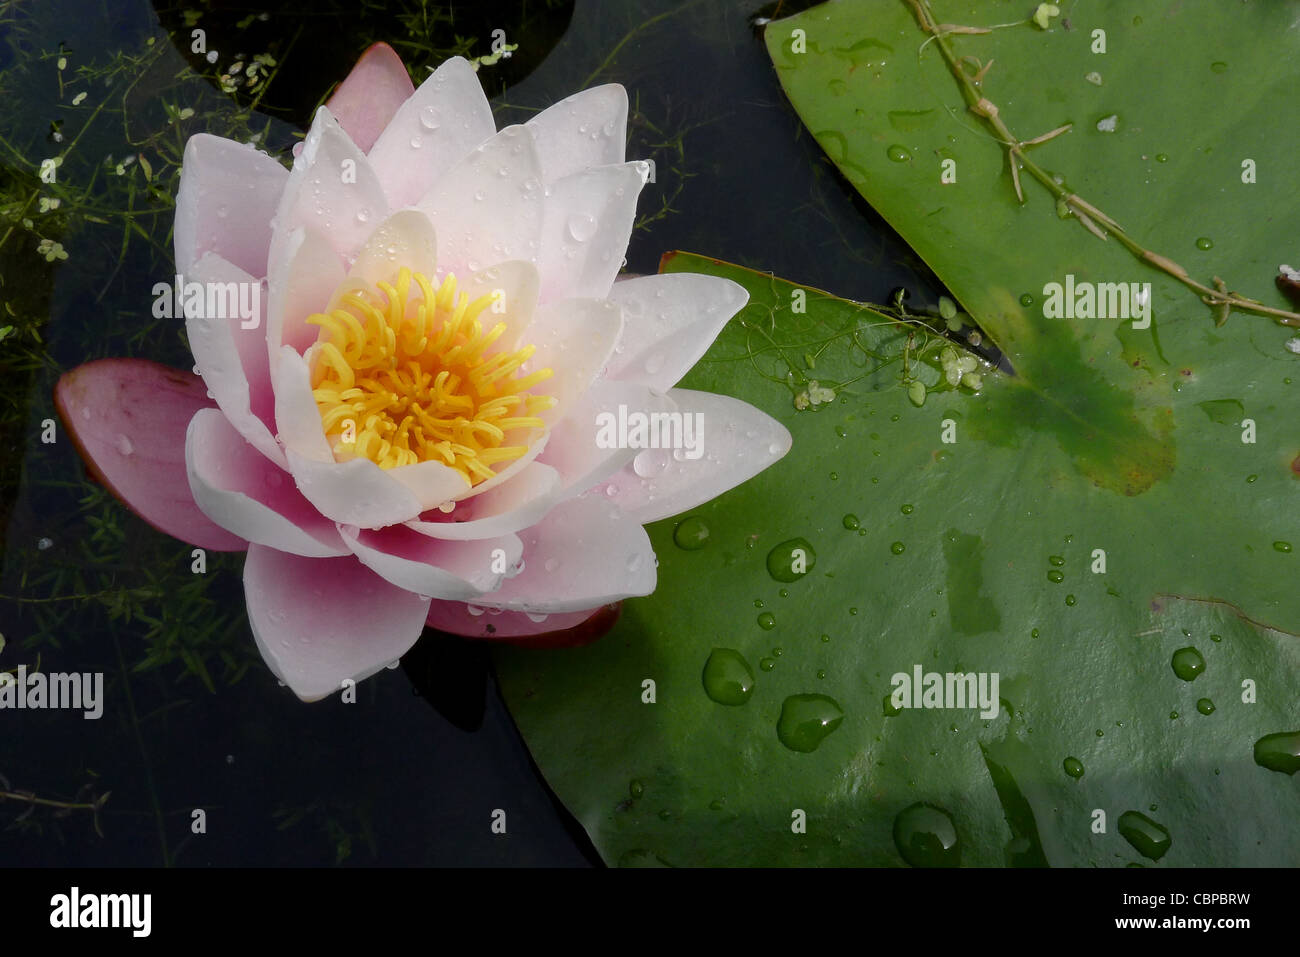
[{"left": 495, "top": 0, "right": 1300, "bottom": 866}]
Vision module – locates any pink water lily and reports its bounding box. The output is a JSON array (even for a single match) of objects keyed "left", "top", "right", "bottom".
[{"left": 55, "top": 44, "right": 791, "bottom": 700}]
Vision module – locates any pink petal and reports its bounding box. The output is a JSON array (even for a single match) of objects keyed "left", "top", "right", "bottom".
[
  {"left": 54, "top": 359, "right": 246, "bottom": 551},
  {"left": 536, "top": 161, "right": 648, "bottom": 302},
  {"left": 468, "top": 496, "right": 655, "bottom": 613},
  {"left": 368, "top": 56, "right": 496, "bottom": 209},
  {"left": 525, "top": 85, "right": 628, "bottom": 184},
  {"left": 416, "top": 124, "right": 545, "bottom": 274},
  {"left": 339, "top": 524, "right": 521, "bottom": 598},
  {"left": 174, "top": 134, "right": 288, "bottom": 277},
  {"left": 602, "top": 388, "right": 792, "bottom": 524},
  {"left": 184, "top": 252, "right": 284, "bottom": 466},
  {"left": 426, "top": 600, "right": 619, "bottom": 645},
  {"left": 186, "top": 409, "right": 347, "bottom": 557},
  {"left": 243, "top": 545, "right": 430, "bottom": 700},
  {"left": 604, "top": 273, "right": 749, "bottom": 390},
  {"left": 325, "top": 42, "right": 415, "bottom": 154}
]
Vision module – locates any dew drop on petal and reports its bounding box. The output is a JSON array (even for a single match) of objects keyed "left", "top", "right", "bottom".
[{"left": 566, "top": 213, "right": 597, "bottom": 243}]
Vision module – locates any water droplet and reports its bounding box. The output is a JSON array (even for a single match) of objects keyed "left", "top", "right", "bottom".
[
  {"left": 1253, "top": 731, "right": 1300, "bottom": 775},
  {"left": 1117, "top": 810, "right": 1172, "bottom": 861},
  {"left": 1096, "top": 114, "right": 1119, "bottom": 133},
  {"left": 1155, "top": 152, "right": 1169, "bottom": 163},
  {"left": 702, "top": 649, "right": 755, "bottom": 706},
  {"left": 759, "top": 657, "right": 776, "bottom": 672},
  {"left": 629, "top": 779, "right": 644, "bottom": 799},
  {"left": 829, "top": 471, "right": 838, "bottom": 481},
  {"left": 1246, "top": 474, "right": 1258, "bottom": 483},
  {"left": 1171, "top": 646, "right": 1205, "bottom": 681},
  {"left": 892, "top": 803, "right": 960, "bottom": 867},
  {"left": 36, "top": 537, "right": 53, "bottom": 551},
  {"left": 566, "top": 213, "right": 597, "bottom": 242},
  {"left": 900, "top": 504, "right": 914, "bottom": 515},
  {"left": 419, "top": 105, "right": 441, "bottom": 130},
  {"left": 890, "top": 541, "right": 905, "bottom": 555},
  {"left": 776, "top": 694, "right": 844, "bottom": 752},
  {"left": 1274, "top": 541, "right": 1293, "bottom": 553},
  {"left": 1169, "top": 710, "right": 1180, "bottom": 720},
  {"left": 1210, "top": 633, "right": 1222, "bottom": 643},
  {"left": 766, "top": 537, "right": 816, "bottom": 582},
  {"left": 757, "top": 612, "right": 776, "bottom": 630},
  {"left": 1196, "top": 698, "right": 1215, "bottom": 716},
  {"left": 1065, "top": 594, "right": 1077, "bottom": 606},
  {"left": 673, "top": 516, "right": 710, "bottom": 550},
  {"left": 626, "top": 553, "right": 643, "bottom": 573},
  {"left": 355, "top": 208, "right": 370, "bottom": 224},
  {"left": 834, "top": 424, "right": 848, "bottom": 438},
  {"left": 409, "top": 135, "right": 422, "bottom": 149},
  {"left": 632, "top": 448, "right": 671, "bottom": 478},
  {"left": 1019, "top": 293, "right": 1035, "bottom": 307},
  {"left": 543, "top": 557, "right": 559, "bottom": 573},
  {"left": 842, "top": 514, "right": 860, "bottom": 530},
  {"left": 1048, "top": 555, "right": 1065, "bottom": 566},
  {"left": 1210, "top": 61, "right": 1228, "bottom": 74},
  {"left": 1047, "top": 570, "right": 1065, "bottom": 584},
  {"left": 114, "top": 433, "right": 134, "bottom": 456},
  {"left": 1031, "top": 627, "right": 1040, "bottom": 638},
  {"left": 754, "top": 598, "right": 765, "bottom": 609},
  {"left": 1195, "top": 236, "right": 1214, "bottom": 250},
  {"left": 886, "top": 144, "right": 911, "bottom": 162},
  {"left": 1063, "top": 757, "right": 1085, "bottom": 779}
]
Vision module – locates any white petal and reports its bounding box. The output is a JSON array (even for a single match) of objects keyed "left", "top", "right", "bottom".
[
  {"left": 340, "top": 524, "right": 521, "bottom": 598},
  {"left": 416, "top": 124, "right": 545, "bottom": 275},
  {"left": 269, "top": 107, "right": 389, "bottom": 270},
  {"left": 174, "top": 134, "right": 288, "bottom": 277},
  {"left": 537, "top": 377, "right": 675, "bottom": 495},
  {"left": 524, "top": 84, "right": 627, "bottom": 183},
  {"left": 272, "top": 346, "right": 333, "bottom": 461},
  {"left": 186, "top": 409, "right": 347, "bottom": 557},
  {"left": 243, "top": 545, "right": 429, "bottom": 701},
  {"left": 266, "top": 227, "right": 345, "bottom": 366},
  {"left": 601, "top": 389, "right": 792, "bottom": 524},
  {"left": 605, "top": 273, "right": 748, "bottom": 390},
  {"left": 185, "top": 252, "right": 284, "bottom": 466},
  {"left": 472, "top": 496, "right": 655, "bottom": 613},
  {"left": 407, "top": 461, "right": 561, "bottom": 541},
  {"left": 536, "top": 161, "right": 647, "bottom": 302},
  {"left": 368, "top": 56, "right": 496, "bottom": 209},
  {"left": 523, "top": 297, "right": 623, "bottom": 427},
  {"left": 346, "top": 208, "right": 439, "bottom": 288}
]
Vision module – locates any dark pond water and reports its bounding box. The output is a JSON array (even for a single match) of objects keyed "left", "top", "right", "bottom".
[{"left": 0, "top": 0, "right": 937, "bottom": 865}]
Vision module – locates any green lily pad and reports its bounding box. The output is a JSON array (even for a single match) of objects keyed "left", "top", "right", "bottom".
[{"left": 495, "top": 0, "right": 1300, "bottom": 866}]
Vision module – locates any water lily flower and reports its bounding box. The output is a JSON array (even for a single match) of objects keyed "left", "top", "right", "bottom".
[{"left": 55, "top": 44, "right": 791, "bottom": 700}]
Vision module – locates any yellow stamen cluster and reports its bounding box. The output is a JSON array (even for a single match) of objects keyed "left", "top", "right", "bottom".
[{"left": 306, "top": 267, "right": 555, "bottom": 485}]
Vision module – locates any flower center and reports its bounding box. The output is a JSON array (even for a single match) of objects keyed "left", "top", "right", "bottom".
[{"left": 306, "top": 267, "right": 554, "bottom": 486}]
